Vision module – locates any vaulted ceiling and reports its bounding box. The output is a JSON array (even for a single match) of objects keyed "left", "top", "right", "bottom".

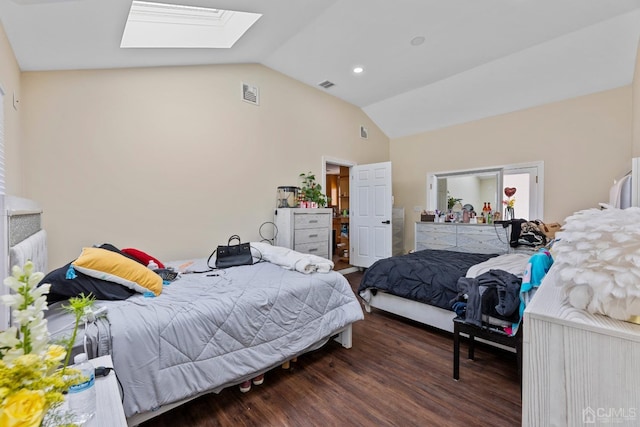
[{"left": 2, "top": 0, "right": 640, "bottom": 138}]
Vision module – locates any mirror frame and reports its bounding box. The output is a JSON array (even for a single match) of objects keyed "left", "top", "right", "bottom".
[{"left": 426, "top": 167, "right": 503, "bottom": 214}]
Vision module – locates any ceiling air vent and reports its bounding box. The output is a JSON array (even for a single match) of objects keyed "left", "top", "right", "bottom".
[
  {"left": 242, "top": 83, "right": 259, "bottom": 105},
  {"left": 318, "top": 80, "right": 335, "bottom": 89}
]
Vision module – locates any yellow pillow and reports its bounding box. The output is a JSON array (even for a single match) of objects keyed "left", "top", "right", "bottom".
[{"left": 72, "top": 247, "right": 163, "bottom": 296}]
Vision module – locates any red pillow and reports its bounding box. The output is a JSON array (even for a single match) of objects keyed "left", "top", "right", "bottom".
[{"left": 120, "top": 248, "right": 165, "bottom": 269}]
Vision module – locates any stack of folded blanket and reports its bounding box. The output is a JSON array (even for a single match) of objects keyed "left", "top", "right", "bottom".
[{"left": 250, "top": 241, "right": 334, "bottom": 274}]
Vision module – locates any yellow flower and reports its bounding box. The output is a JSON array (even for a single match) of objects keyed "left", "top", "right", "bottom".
[
  {"left": 0, "top": 263, "right": 95, "bottom": 425},
  {"left": 45, "top": 345, "right": 66, "bottom": 363},
  {"left": 0, "top": 389, "right": 45, "bottom": 427},
  {"left": 13, "top": 355, "right": 40, "bottom": 369}
]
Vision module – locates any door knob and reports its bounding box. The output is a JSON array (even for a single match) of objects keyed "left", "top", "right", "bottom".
[{"left": 381, "top": 220, "right": 390, "bottom": 224}]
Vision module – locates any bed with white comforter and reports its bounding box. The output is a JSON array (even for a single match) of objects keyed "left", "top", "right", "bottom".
[{"left": 46, "top": 257, "right": 363, "bottom": 422}]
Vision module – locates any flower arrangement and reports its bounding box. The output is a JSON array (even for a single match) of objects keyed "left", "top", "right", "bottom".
[
  {"left": 0, "top": 261, "right": 94, "bottom": 427},
  {"left": 503, "top": 187, "right": 516, "bottom": 219}
]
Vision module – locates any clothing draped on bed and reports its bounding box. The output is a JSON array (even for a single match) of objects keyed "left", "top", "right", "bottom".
[
  {"left": 60, "top": 259, "right": 363, "bottom": 418},
  {"left": 358, "top": 249, "right": 499, "bottom": 310}
]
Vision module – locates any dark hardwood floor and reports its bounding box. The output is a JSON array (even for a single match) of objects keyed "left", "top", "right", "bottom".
[
  {"left": 332, "top": 252, "right": 351, "bottom": 271},
  {"left": 139, "top": 272, "right": 521, "bottom": 427}
]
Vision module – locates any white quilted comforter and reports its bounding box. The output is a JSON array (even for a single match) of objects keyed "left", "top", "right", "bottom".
[{"left": 96, "top": 258, "right": 363, "bottom": 418}]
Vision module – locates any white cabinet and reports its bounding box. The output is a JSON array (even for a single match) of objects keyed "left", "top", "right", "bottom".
[
  {"left": 523, "top": 267, "right": 640, "bottom": 427},
  {"left": 414, "top": 222, "right": 509, "bottom": 254},
  {"left": 274, "top": 208, "right": 332, "bottom": 259}
]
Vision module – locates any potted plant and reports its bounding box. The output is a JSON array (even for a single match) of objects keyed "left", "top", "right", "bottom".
[
  {"left": 299, "top": 172, "right": 329, "bottom": 208},
  {"left": 447, "top": 193, "right": 462, "bottom": 210}
]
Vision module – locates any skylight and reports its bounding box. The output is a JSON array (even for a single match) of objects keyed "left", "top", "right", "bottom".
[{"left": 121, "top": 1, "right": 262, "bottom": 48}]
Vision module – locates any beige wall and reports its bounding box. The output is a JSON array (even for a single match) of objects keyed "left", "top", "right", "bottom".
[
  {"left": 391, "top": 87, "right": 632, "bottom": 251},
  {"left": 0, "top": 22, "right": 23, "bottom": 196},
  {"left": 9, "top": 17, "right": 640, "bottom": 266},
  {"left": 21, "top": 64, "right": 389, "bottom": 268}
]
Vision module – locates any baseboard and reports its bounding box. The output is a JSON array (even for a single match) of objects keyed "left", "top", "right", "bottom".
[{"left": 337, "top": 266, "right": 358, "bottom": 275}]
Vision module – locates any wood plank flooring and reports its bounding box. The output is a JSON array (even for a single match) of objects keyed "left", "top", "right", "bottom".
[{"left": 139, "top": 271, "right": 521, "bottom": 427}]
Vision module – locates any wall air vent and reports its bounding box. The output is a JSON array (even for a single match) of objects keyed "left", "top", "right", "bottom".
[
  {"left": 360, "top": 126, "right": 368, "bottom": 139},
  {"left": 242, "top": 83, "right": 259, "bottom": 105},
  {"left": 318, "top": 80, "right": 335, "bottom": 89}
]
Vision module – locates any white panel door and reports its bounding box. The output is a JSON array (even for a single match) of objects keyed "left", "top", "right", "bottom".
[{"left": 351, "top": 162, "right": 392, "bottom": 268}]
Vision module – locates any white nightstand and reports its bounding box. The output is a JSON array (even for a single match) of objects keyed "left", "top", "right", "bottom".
[{"left": 87, "top": 355, "right": 127, "bottom": 427}]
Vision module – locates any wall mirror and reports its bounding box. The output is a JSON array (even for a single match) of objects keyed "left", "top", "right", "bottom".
[
  {"left": 426, "top": 161, "right": 545, "bottom": 220},
  {"left": 428, "top": 168, "right": 501, "bottom": 215}
]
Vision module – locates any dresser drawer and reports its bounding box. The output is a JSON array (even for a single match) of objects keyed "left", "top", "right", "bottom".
[
  {"left": 294, "top": 242, "right": 329, "bottom": 259},
  {"left": 294, "top": 213, "right": 331, "bottom": 229},
  {"left": 456, "top": 225, "right": 507, "bottom": 254},
  {"left": 294, "top": 228, "right": 329, "bottom": 245},
  {"left": 415, "top": 225, "right": 456, "bottom": 250},
  {"left": 414, "top": 221, "right": 509, "bottom": 254},
  {"left": 274, "top": 209, "right": 332, "bottom": 257}
]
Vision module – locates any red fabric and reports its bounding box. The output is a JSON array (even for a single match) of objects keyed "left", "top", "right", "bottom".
[{"left": 121, "top": 248, "right": 165, "bottom": 269}]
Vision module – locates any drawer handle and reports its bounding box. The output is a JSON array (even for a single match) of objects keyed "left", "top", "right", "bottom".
[
  {"left": 308, "top": 234, "right": 318, "bottom": 238},
  {"left": 308, "top": 248, "right": 318, "bottom": 253},
  {"left": 308, "top": 220, "right": 318, "bottom": 224}
]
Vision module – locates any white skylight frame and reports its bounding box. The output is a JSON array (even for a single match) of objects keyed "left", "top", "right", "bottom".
[{"left": 121, "top": 1, "right": 262, "bottom": 49}]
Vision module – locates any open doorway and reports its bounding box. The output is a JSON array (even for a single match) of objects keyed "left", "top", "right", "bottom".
[
  {"left": 323, "top": 158, "right": 356, "bottom": 274},
  {"left": 326, "top": 164, "right": 351, "bottom": 271},
  {"left": 324, "top": 159, "right": 395, "bottom": 271}
]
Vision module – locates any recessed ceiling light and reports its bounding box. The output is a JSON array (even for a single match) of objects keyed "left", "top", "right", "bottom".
[
  {"left": 353, "top": 66, "right": 364, "bottom": 74},
  {"left": 121, "top": 1, "right": 262, "bottom": 48},
  {"left": 410, "top": 36, "right": 425, "bottom": 46}
]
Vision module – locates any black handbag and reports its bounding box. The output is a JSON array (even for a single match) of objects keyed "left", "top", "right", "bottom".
[{"left": 213, "top": 235, "right": 254, "bottom": 269}]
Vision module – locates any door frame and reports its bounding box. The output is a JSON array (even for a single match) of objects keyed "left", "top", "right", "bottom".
[
  {"left": 322, "top": 156, "right": 357, "bottom": 212},
  {"left": 322, "top": 156, "right": 356, "bottom": 191}
]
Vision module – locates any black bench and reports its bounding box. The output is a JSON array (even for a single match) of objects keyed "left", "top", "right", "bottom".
[{"left": 453, "top": 317, "right": 522, "bottom": 381}]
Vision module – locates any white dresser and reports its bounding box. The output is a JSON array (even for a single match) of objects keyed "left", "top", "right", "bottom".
[
  {"left": 274, "top": 208, "right": 332, "bottom": 259},
  {"left": 414, "top": 222, "right": 509, "bottom": 254},
  {"left": 523, "top": 267, "right": 640, "bottom": 426}
]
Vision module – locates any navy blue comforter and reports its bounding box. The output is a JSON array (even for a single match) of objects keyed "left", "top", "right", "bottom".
[{"left": 358, "top": 250, "right": 499, "bottom": 310}]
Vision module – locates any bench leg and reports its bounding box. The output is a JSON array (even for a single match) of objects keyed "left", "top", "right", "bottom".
[{"left": 468, "top": 335, "right": 475, "bottom": 360}]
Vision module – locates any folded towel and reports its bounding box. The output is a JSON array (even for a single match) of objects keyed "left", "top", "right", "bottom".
[{"left": 250, "top": 242, "right": 334, "bottom": 274}]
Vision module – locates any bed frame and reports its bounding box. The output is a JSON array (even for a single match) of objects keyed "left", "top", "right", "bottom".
[
  {"left": 364, "top": 221, "right": 519, "bottom": 334},
  {"left": 0, "top": 195, "right": 45, "bottom": 330},
  {"left": 0, "top": 196, "right": 359, "bottom": 426},
  {"left": 127, "top": 325, "right": 353, "bottom": 426}
]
